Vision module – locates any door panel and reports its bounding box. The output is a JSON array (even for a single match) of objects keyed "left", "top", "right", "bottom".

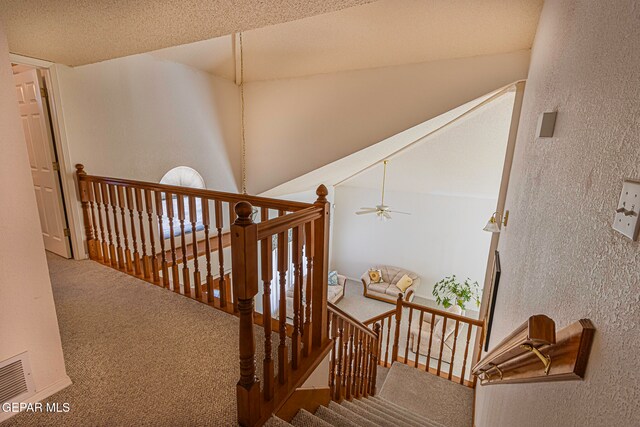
[{"left": 14, "top": 68, "right": 71, "bottom": 258}]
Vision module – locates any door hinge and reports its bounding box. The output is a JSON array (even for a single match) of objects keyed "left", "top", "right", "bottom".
[
  {"left": 40, "top": 86, "right": 48, "bottom": 99},
  {"left": 63, "top": 228, "right": 70, "bottom": 237},
  {"left": 52, "top": 161, "right": 60, "bottom": 171}
]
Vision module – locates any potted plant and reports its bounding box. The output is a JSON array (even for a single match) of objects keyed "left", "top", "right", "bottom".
[{"left": 432, "top": 275, "right": 480, "bottom": 311}]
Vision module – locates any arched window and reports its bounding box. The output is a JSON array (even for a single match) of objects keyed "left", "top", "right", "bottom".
[{"left": 159, "top": 167, "right": 205, "bottom": 239}]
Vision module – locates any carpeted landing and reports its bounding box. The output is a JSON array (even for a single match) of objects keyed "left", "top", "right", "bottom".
[{"left": 2, "top": 253, "right": 280, "bottom": 427}]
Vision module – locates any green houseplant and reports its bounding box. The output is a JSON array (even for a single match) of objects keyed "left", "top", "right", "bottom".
[{"left": 432, "top": 275, "right": 480, "bottom": 311}]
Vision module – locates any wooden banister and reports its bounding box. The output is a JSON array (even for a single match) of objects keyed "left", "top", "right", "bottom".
[{"left": 76, "top": 166, "right": 339, "bottom": 425}]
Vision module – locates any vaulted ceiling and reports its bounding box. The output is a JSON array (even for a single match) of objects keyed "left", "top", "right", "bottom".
[{"left": 0, "top": 0, "right": 373, "bottom": 65}]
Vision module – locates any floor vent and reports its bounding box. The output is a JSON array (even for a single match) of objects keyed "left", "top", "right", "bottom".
[{"left": 0, "top": 352, "right": 35, "bottom": 404}]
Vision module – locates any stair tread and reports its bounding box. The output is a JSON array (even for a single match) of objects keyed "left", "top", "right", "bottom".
[
  {"left": 341, "top": 400, "right": 397, "bottom": 426},
  {"left": 354, "top": 398, "right": 425, "bottom": 427},
  {"left": 349, "top": 399, "right": 414, "bottom": 427},
  {"left": 328, "top": 401, "right": 382, "bottom": 427},
  {"left": 370, "top": 396, "right": 446, "bottom": 426},
  {"left": 292, "top": 409, "right": 333, "bottom": 427},
  {"left": 314, "top": 405, "right": 360, "bottom": 427}
]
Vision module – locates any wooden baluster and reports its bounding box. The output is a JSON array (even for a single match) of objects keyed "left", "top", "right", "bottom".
[
  {"left": 471, "top": 326, "right": 485, "bottom": 388},
  {"left": 108, "top": 184, "right": 125, "bottom": 270},
  {"left": 345, "top": 325, "right": 354, "bottom": 400},
  {"left": 335, "top": 318, "right": 344, "bottom": 401},
  {"left": 350, "top": 328, "right": 358, "bottom": 398},
  {"left": 166, "top": 193, "right": 180, "bottom": 292},
  {"left": 135, "top": 188, "right": 150, "bottom": 280},
  {"left": 341, "top": 321, "right": 350, "bottom": 394},
  {"left": 370, "top": 323, "right": 380, "bottom": 395},
  {"left": 362, "top": 336, "right": 370, "bottom": 397},
  {"left": 436, "top": 317, "right": 448, "bottom": 377},
  {"left": 203, "top": 200, "right": 214, "bottom": 303},
  {"left": 312, "top": 185, "right": 330, "bottom": 348},
  {"left": 260, "top": 215, "right": 274, "bottom": 401},
  {"left": 125, "top": 187, "right": 141, "bottom": 275},
  {"left": 354, "top": 331, "right": 363, "bottom": 397},
  {"left": 177, "top": 195, "right": 190, "bottom": 296},
  {"left": 414, "top": 311, "right": 425, "bottom": 368},
  {"left": 93, "top": 182, "right": 108, "bottom": 264},
  {"left": 116, "top": 186, "right": 132, "bottom": 273},
  {"left": 448, "top": 320, "right": 460, "bottom": 381},
  {"left": 277, "top": 217, "right": 288, "bottom": 385},
  {"left": 391, "top": 294, "right": 403, "bottom": 364},
  {"left": 384, "top": 317, "right": 392, "bottom": 366},
  {"left": 189, "top": 196, "right": 201, "bottom": 299},
  {"left": 75, "top": 165, "right": 97, "bottom": 260},
  {"left": 329, "top": 313, "right": 337, "bottom": 398},
  {"left": 215, "top": 201, "right": 227, "bottom": 308},
  {"left": 459, "top": 324, "right": 474, "bottom": 385},
  {"left": 231, "top": 202, "right": 261, "bottom": 426},
  {"left": 291, "top": 226, "right": 302, "bottom": 369},
  {"left": 404, "top": 307, "right": 413, "bottom": 364},
  {"left": 145, "top": 190, "right": 159, "bottom": 284},
  {"left": 303, "top": 221, "right": 314, "bottom": 356},
  {"left": 101, "top": 183, "right": 117, "bottom": 268},
  {"left": 88, "top": 179, "right": 103, "bottom": 261},
  {"left": 154, "top": 191, "right": 170, "bottom": 288},
  {"left": 426, "top": 312, "right": 436, "bottom": 371}
]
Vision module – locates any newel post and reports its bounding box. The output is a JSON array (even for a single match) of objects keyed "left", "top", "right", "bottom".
[
  {"left": 312, "top": 185, "right": 331, "bottom": 348},
  {"left": 391, "top": 294, "right": 403, "bottom": 363},
  {"left": 370, "top": 322, "right": 381, "bottom": 395},
  {"left": 75, "top": 164, "right": 97, "bottom": 260},
  {"left": 231, "top": 201, "right": 261, "bottom": 426}
]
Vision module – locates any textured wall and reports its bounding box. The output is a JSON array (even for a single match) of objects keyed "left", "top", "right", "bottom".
[{"left": 475, "top": 1, "right": 640, "bottom": 426}]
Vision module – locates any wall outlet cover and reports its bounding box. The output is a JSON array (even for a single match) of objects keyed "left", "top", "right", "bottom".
[{"left": 613, "top": 179, "right": 640, "bottom": 240}]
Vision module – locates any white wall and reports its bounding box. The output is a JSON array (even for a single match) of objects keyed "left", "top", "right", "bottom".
[
  {"left": 332, "top": 186, "right": 495, "bottom": 302},
  {"left": 56, "top": 54, "right": 241, "bottom": 192},
  {"left": 0, "top": 25, "right": 70, "bottom": 422},
  {"left": 244, "top": 50, "right": 530, "bottom": 194},
  {"left": 475, "top": 1, "right": 640, "bottom": 426}
]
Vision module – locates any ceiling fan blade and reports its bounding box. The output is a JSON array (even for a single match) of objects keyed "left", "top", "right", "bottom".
[
  {"left": 358, "top": 207, "right": 378, "bottom": 211},
  {"left": 382, "top": 211, "right": 392, "bottom": 220},
  {"left": 387, "top": 210, "right": 411, "bottom": 215},
  {"left": 356, "top": 210, "right": 377, "bottom": 215}
]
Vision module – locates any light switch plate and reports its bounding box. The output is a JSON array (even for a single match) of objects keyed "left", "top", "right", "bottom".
[{"left": 613, "top": 179, "right": 640, "bottom": 240}]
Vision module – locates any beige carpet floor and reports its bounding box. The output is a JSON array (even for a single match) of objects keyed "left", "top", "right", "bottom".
[{"left": 3, "top": 252, "right": 276, "bottom": 427}]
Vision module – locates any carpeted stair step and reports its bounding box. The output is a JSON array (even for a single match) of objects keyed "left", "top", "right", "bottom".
[
  {"left": 369, "top": 396, "right": 447, "bottom": 426},
  {"left": 327, "top": 401, "right": 382, "bottom": 426},
  {"left": 341, "top": 399, "right": 398, "bottom": 426},
  {"left": 264, "top": 415, "right": 293, "bottom": 426},
  {"left": 348, "top": 399, "right": 415, "bottom": 427},
  {"left": 291, "top": 409, "right": 332, "bottom": 427},
  {"left": 314, "top": 405, "right": 360, "bottom": 427},
  {"left": 353, "top": 398, "right": 426, "bottom": 427}
]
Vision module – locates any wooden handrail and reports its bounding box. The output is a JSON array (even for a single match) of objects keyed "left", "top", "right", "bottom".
[
  {"left": 363, "top": 308, "right": 396, "bottom": 326},
  {"left": 80, "top": 173, "right": 313, "bottom": 211},
  {"left": 257, "top": 206, "right": 323, "bottom": 240},
  {"left": 472, "top": 316, "right": 595, "bottom": 385},
  {"left": 402, "top": 300, "right": 486, "bottom": 326},
  {"left": 328, "top": 302, "right": 377, "bottom": 339}
]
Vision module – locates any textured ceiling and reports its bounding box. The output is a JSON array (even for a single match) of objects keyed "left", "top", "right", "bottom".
[
  {"left": 151, "top": 0, "right": 542, "bottom": 81},
  {"left": 0, "top": 0, "right": 374, "bottom": 65}
]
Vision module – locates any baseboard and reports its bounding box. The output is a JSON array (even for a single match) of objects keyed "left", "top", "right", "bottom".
[{"left": 0, "top": 375, "right": 73, "bottom": 423}]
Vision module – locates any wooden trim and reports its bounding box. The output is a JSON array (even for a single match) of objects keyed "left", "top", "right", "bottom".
[
  {"left": 275, "top": 387, "right": 331, "bottom": 422},
  {"left": 328, "top": 302, "right": 377, "bottom": 339}
]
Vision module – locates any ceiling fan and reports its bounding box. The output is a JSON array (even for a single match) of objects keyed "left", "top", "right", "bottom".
[{"left": 356, "top": 160, "right": 410, "bottom": 220}]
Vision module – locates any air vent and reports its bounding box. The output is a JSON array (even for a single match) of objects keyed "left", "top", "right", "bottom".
[{"left": 0, "top": 353, "right": 35, "bottom": 404}]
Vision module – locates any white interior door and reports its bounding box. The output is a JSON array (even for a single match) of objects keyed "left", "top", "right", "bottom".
[{"left": 14, "top": 68, "right": 71, "bottom": 258}]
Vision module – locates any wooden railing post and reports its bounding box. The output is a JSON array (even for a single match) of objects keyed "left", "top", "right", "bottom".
[
  {"left": 75, "top": 164, "right": 97, "bottom": 259},
  {"left": 312, "top": 185, "right": 330, "bottom": 348},
  {"left": 391, "top": 294, "right": 403, "bottom": 363},
  {"left": 231, "top": 201, "right": 261, "bottom": 426}
]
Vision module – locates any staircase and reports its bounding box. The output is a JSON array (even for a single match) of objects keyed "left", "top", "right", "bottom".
[{"left": 266, "top": 361, "right": 473, "bottom": 427}]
